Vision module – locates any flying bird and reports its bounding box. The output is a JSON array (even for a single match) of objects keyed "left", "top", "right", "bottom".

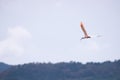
[{"left": 80, "top": 22, "right": 91, "bottom": 40}]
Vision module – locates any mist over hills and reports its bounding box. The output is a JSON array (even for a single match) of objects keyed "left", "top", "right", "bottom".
[{"left": 0, "top": 60, "right": 120, "bottom": 80}]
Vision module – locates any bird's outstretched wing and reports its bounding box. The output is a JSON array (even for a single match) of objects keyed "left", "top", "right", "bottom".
[{"left": 80, "top": 22, "right": 89, "bottom": 37}]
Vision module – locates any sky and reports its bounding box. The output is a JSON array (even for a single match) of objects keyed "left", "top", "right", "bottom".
[{"left": 0, "top": 0, "right": 120, "bottom": 65}]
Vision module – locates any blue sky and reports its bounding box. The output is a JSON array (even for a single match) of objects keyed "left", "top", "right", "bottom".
[{"left": 0, "top": 0, "right": 120, "bottom": 64}]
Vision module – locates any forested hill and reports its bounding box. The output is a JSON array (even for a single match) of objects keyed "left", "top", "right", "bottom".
[
  {"left": 0, "top": 60, "right": 120, "bottom": 80},
  {"left": 0, "top": 63, "right": 10, "bottom": 73}
]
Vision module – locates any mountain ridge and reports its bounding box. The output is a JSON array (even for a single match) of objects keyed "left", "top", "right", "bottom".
[{"left": 0, "top": 60, "right": 120, "bottom": 80}]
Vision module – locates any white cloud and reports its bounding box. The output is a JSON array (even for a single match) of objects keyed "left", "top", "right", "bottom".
[
  {"left": 0, "top": 26, "right": 31, "bottom": 59},
  {"left": 8, "top": 26, "right": 31, "bottom": 40}
]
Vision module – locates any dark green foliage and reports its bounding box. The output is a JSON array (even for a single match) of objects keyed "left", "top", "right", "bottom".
[{"left": 0, "top": 60, "right": 120, "bottom": 80}]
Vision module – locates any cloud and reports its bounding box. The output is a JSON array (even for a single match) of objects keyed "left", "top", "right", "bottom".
[
  {"left": 0, "top": 26, "right": 31, "bottom": 59},
  {"left": 8, "top": 26, "right": 31, "bottom": 40}
]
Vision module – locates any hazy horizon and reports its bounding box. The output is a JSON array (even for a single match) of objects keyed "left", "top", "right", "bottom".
[{"left": 1, "top": 59, "right": 120, "bottom": 65}]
